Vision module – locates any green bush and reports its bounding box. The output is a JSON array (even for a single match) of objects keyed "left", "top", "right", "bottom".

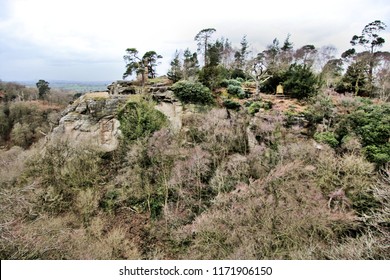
[
  {"left": 198, "top": 65, "right": 229, "bottom": 91},
  {"left": 117, "top": 100, "right": 167, "bottom": 142},
  {"left": 227, "top": 85, "right": 244, "bottom": 97},
  {"left": 365, "top": 144, "right": 390, "bottom": 166},
  {"left": 220, "top": 79, "right": 242, "bottom": 88},
  {"left": 283, "top": 64, "right": 319, "bottom": 99},
  {"left": 171, "top": 81, "right": 214, "bottom": 105},
  {"left": 336, "top": 103, "right": 390, "bottom": 166},
  {"left": 223, "top": 100, "right": 240, "bottom": 110},
  {"left": 314, "top": 132, "right": 339, "bottom": 148},
  {"left": 247, "top": 101, "right": 273, "bottom": 115},
  {"left": 0, "top": 104, "right": 11, "bottom": 144}
]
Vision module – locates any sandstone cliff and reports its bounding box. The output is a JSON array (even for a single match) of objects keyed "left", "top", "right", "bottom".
[
  {"left": 51, "top": 83, "right": 185, "bottom": 151},
  {"left": 52, "top": 92, "right": 125, "bottom": 151}
]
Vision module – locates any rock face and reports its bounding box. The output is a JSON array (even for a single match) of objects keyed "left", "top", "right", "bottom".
[
  {"left": 152, "top": 90, "right": 183, "bottom": 131},
  {"left": 107, "top": 80, "right": 137, "bottom": 95},
  {"left": 51, "top": 84, "right": 189, "bottom": 151},
  {"left": 52, "top": 92, "right": 126, "bottom": 152}
]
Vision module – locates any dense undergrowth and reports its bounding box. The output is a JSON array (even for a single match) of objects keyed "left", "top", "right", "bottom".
[{"left": 0, "top": 88, "right": 389, "bottom": 260}]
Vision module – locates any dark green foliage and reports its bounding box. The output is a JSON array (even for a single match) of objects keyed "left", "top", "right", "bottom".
[
  {"left": 73, "top": 92, "right": 83, "bottom": 100},
  {"left": 314, "top": 132, "right": 339, "bottom": 148},
  {"left": 143, "top": 51, "right": 163, "bottom": 78},
  {"left": 123, "top": 48, "right": 162, "bottom": 83},
  {"left": 247, "top": 101, "right": 273, "bottom": 115},
  {"left": 117, "top": 100, "right": 167, "bottom": 142},
  {"left": 182, "top": 49, "right": 200, "bottom": 80},
  {"left": 336, "top": 60, "right": 368, "bottom": 95},
  {"left": 219, "top": 79, "right": 242, "bottom": 88},
  {"left": 247, "top": 101, "right": 262, "bottom": 115},
  {"left": 365, "top": 144, "right": 390, "bottom": 165},
  {"left": 167, "top": 50, "right": 183, "bottom": 83},
  {"left": 350, "top": 20, "right": 386, "bottom": 53},
  {"left": 0, "top": 104, "right": 11, "bottom": 143},
  {"left": 227, "top": 85, "right": 244, "bottom": 97},
  {"left": 230, "top": 68, "right": 247, "bottom": 80},
  {"left": 336, "top": 103, "right": 390, "bottom": 165},
  {"left": 36, "top": 80, "right": 50, "bottom": 100},
  {"left": 260, "top": 71, "right": 284, "bottom": 94},
  {"left": 198, "top": 65, "right": 229, "bottom": 90},
  {"left": 283, "top": 64, "right": 319, "bottom": 99},
  {"left": 171, "top": 81, "right": 214, "bottom": 104},
  {"left": 222, "top": 100, "right": 240, "bottom": 110}
]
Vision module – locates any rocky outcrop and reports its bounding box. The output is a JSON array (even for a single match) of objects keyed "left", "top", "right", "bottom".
[
  {"left": 52, "top": 92, "right": 126, "bottom": 152},
  {"left": 152, "top": 90, "right": 183, "bottom": 131},
  {"left": 107, "top": 80, "right": 137, "bottom": 95},
  {"left": 50, "top": 83, "right": 192, "bottom": 151}
]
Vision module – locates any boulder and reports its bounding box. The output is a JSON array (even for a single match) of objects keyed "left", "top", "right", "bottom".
[
  {"left": 52, "top": 92, "right": 125, "bottom": 152},
  {"left": 107, "top": 80, "right": 137, "bottom": 95}
]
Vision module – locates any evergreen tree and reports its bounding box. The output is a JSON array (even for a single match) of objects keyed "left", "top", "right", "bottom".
[
  {"left": 194, "top": 28, "right": 216, "bottom": 66},
  {"left": 167, "top": 50, "right": 183, "bottom": 83},
  {"left": 36, "top": 80, "right": 50, "bottom": 100}
]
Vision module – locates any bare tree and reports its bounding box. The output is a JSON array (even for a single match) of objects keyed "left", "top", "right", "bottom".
[
  {"left": 374, "top": 51, "right": 390, "bottom": 101},
  {"left": 245, "top": 52, "right": 272, "bottom": 98}
]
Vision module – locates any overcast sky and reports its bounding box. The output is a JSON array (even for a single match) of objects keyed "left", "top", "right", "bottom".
[{"left": 0, "top": 0, "right": 389, "bottom": 82}]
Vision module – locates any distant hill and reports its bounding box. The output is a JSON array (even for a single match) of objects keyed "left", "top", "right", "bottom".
[{"left": 18, "top": 80, "right": 111, "bottom": 93}]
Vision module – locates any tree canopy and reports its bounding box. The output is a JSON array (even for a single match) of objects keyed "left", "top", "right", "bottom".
[{"left": 123, "top": 48, "right": 162, "bottom": 85}]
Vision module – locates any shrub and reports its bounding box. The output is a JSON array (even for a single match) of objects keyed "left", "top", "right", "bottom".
[
  {"left": 198, "top": 65, "right": 230, "bottom": 90},
  {"left": 283, "top": 64, "right": 319, "bottom": 99},
  {"left": 336, "top": 103, "right": 390, "bottom": 166},
  {"left": 304, "top": 93, "right": 335, "bottom": 125},
  {"left": 220, "top": 79, "right": 242, "bottom": 88},
  {"left": 26, "top": 141, "right": 103, "bottom": 214},
  {"left": 199, "top": 109, "right": 249, "bottom": 163},
  {"left": 223, "top": 100, "right": 240, "bottom": 110},
  {"left": 177, "top": 157, "right": 356, "bottom": 259},
  {"left": 0, "top": 104, "right": 11, "bottom": 144},
  {"left": 210, "top": 154, "right": 249, "bottom": 193},
  {"left": 314, "top": 132, "right": 339, "bottom": 148},
  {"left": 250, "top": 113, "right": 284, "bottom": 149},
  {"left": 247, "top": 101, "right": 273, "bottom": 115},
  {"left": 117, "top": 99, "right": 167, "bottom": 142},
  {"left": 171, "top": 81, "right": 214, "bottom": 104},
  {"left": 227, "top": 85, "right": 244, "bottom": 97},
  {"left": 248, "top": 102, "right": 262, "bottom": 115},
  {"left": 10, "top": 122, "right": 34, "bottom": 149}
]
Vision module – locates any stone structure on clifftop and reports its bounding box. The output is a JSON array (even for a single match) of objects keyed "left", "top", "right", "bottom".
[{"left": 107, "top": 80, "right": 137, "bottom": 95}]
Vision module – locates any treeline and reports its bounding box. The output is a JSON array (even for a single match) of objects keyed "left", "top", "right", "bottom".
[{"left": 159, "top": 21, "right": 389, "bottom": 100}]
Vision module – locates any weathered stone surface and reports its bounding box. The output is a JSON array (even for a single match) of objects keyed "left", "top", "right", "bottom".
[
  {"left": 152, "top": 90, "right": 177, "bottom": 103},
  {"left": 107, "top": 80, "right": 137, "bottom": 95},
  {"left": 52, "top": 92, "right": 125, "bottom": 152},
  {"left": 151, "top": 89, "right": 183, "bottom": 131},
  {"left": 155, "top": 101, "right": 183, "bottom": 131},
  {"left": 51, "top": 84, "right": 195, "bottom": 150}
]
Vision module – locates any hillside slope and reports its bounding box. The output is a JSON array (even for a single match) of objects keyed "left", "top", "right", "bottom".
[{"left": 0, "top": 84, "right": 389, "bottom": 259}]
